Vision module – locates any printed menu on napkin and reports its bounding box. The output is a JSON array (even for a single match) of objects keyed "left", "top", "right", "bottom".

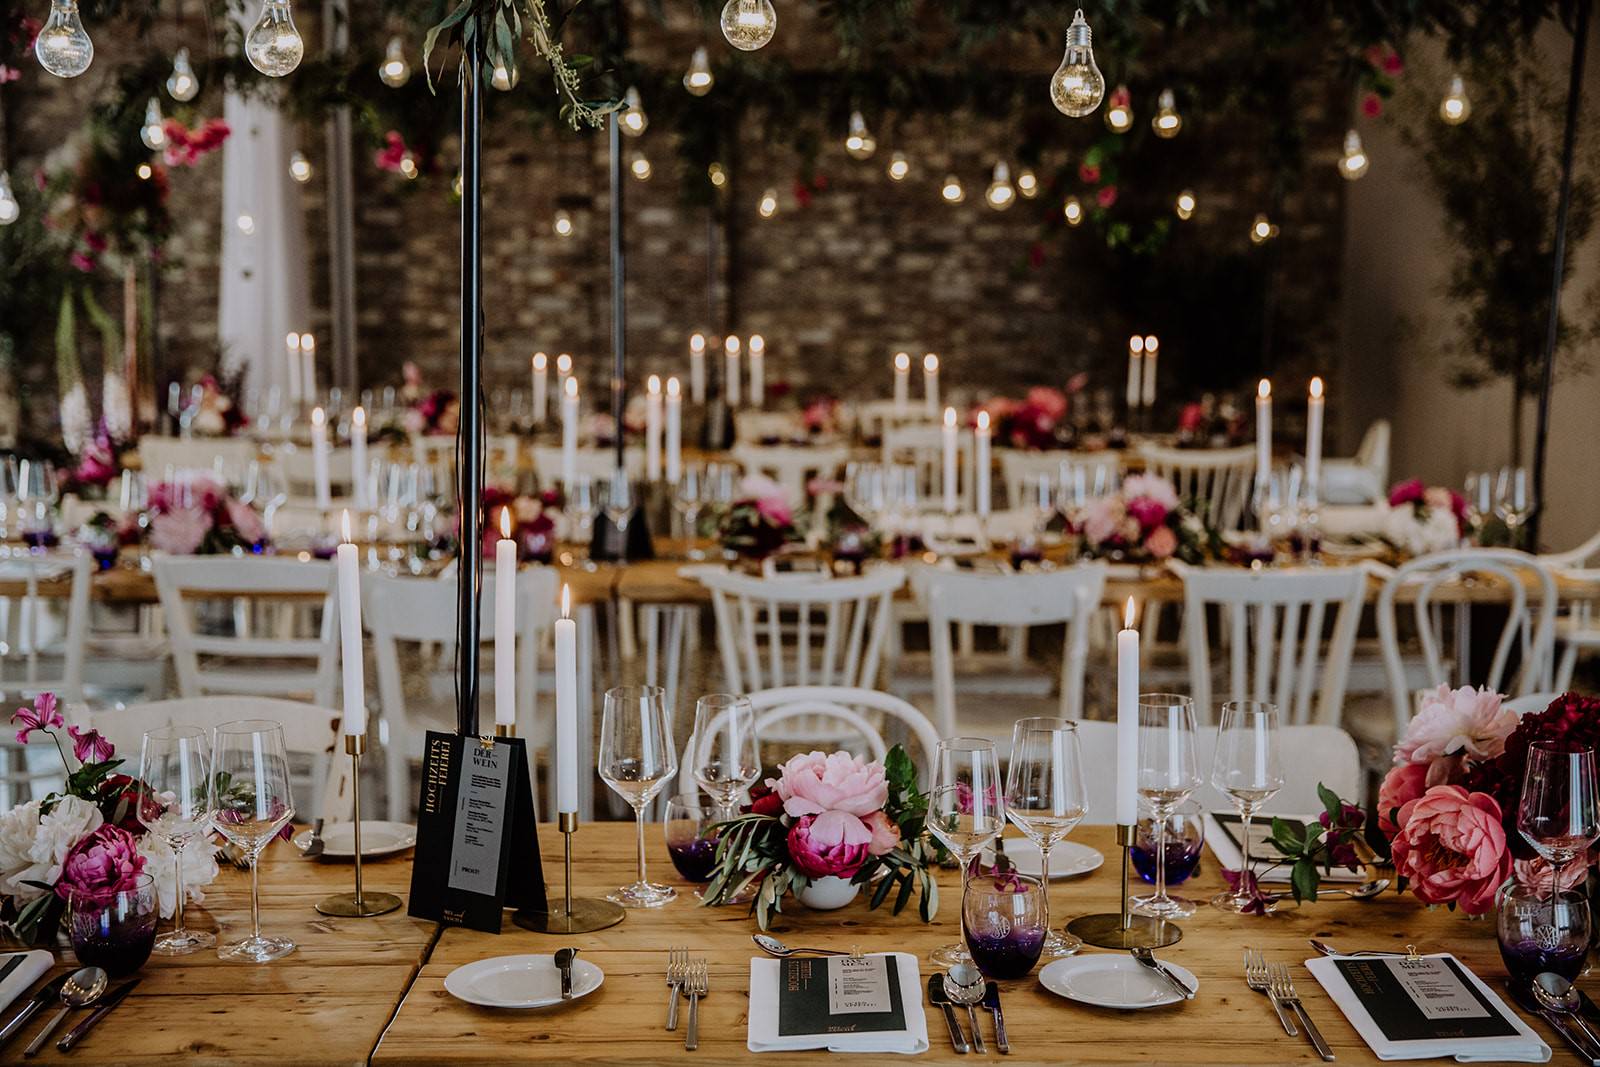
[
  {"left": 1206, "top": 812, "right": 1367, "bottom": 882},
  {"left": 748, "top": 952, "right": 928, "bottom": 1054}
]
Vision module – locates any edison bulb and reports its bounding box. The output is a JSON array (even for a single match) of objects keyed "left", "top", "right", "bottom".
[
  {"left": 1337, "top": 128, "right": 1369, "bottom": 180},
  {"left": 1152, "top": 87, "right": 1182, "bottom": 138},
  {"left": 288, "top": 151, "right": 312, "bottom": 183},
  {"left": 398, "top": 152, "right": 418, "bottom": 180},
  {"left": 845, "top": 111, "right": 876, "bottom": 160},
  {"left": 553, "top": 209, "right": 574, "bottom": 238},
  {"left": 34, "top": 0, "right": 93, "bottom": 78},
  {"left": 985, "top": 161, "right": 1015, "bottom": 211},
  {"left": 140, "top": 98, "right": 166, "bottom": 150},
  {"left": 941, "top": 174, "right": 965, "bottom": 205},
  {"left": 1017, "top": 169, "right": 1038, "bottom": 198},
  {"left": 708, "top": 162, "right": 727, "bottom": 187},
  {"left": 619, "top": 86, "right": 647, "bottom": 135},
  {"left": 379, "top": 36, "right": 410, "bottom": 87},
  {"left": 244, "top": 0, "right": 303, "bottom": 78},
  {"left": 1104, "top": 86, "right": 1133, "bottom": 132},
  {"left": 630, "top": 154, "right": 652, "bottom": 181},
  {"left": 1063, "top": 196, "right": 1083, "bottom": 226},
  {"left": 1440, "top": 74, "right": 1470, "bottom": 125},
  {"left": 0, "top": 173, "right": 19, "bottom": 226},
  {"left": 758, "top": 187, "right": 779, "bottom": 218},
  {"left": 491, "top": 61, "right": 517, "bottom": 91},
  {"left": 683, "top": 46, "right": 713, "bottom": 96},
  {"left": 166, "top": 47, "right": 199, "bottom": 101},
  {"left": 887, "top": 151, "right": 910, "bottom": 182},
  {"left": 1050, "top": 9, "right": 1104, "bottom": 117},
  {"left": 721, "top": 0, "right": 776, "bottom": 52},
  {"left": 1174, "top": 189, "right": 1196, "bottom": 220},
  {"left": 1249, "top": 213, "right": 1278, "bottom": 244}
]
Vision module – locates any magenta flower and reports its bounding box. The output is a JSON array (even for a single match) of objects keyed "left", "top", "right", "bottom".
[
  {"left": 1220, "top": 867, "right": 1279, "bottom": 915},
  {"left": 12, "top": 692, "right": 62, "bottom": 744},
  {"left": 56, "top": 825, "right": 146, "bottom": 906},
  {"left": 787, "top": 816, "right": 870, "bottom": 880},
  {"left": 67, "top": 725, "right": 115, "bottom": 764}
]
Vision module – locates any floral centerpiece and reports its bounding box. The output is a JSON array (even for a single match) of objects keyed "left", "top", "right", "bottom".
[
  {"left": 1072, "top": 475, "right": 1211, "bottom": 565},
  {"left": 717, "top": 474, "right": 801, "bottom": 561},
  {"left": 976, "top": 378, "right": 1086, "bottom": 450},
  {"left": 1176, "top": 394, "right": 1249, "bottom": 448},
  {"left": 702, "top": 746, "right": 943, "bottom": 929},
  {"left": 403, "top": 388, "right": 460, "bottom": 437},
  {"left": 146, "top": 474, "right": 268, "bottom": 556},
  {"left": 482, "top": 486, "right": 560, "bottom": 564},
  {"left": 1383, "top": 479, "right": 1469, "bottom": 556},
  {"left": 0, "top": 694, "right": 217, "bottom": 945}
]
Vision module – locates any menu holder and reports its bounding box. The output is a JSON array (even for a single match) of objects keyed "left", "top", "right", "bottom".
[{"left": 407, "top": 731, "right": 546, "bottom": 933}]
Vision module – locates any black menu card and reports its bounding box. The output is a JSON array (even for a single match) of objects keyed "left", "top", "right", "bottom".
[
  {"left": 1333, "top": 957, "right": 1520, "bottom": 1042},
  {"left": 777, "top": 956, "right": 907, "bottom": 1038}
]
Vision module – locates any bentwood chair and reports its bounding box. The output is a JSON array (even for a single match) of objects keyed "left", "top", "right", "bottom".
[
  {"left": 881, "top": 424, "right": 975, "bottom": 513},
  {"left": 1539, "top": 531, "right": 1600, "bottom": 692},
  {"left": 1320, "top": 420, "right": 1390, "bottom": 506},
  {"left": 0, "top": 552, "right": 92, "bottom": 806},
  {"left": 998, "top": 449, "right": 1120, "bottom": 512},
  {"left": 730, "top": 443, "right": 850, "bottom": 507},
  {"left": 1137, "top": 443, "right": 1257, "bottom": 532}
]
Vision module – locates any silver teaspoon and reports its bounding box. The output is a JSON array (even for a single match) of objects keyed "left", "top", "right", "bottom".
[
  {"left": 1532, "top": 972, "right": 1600, "bottom": 1054},
  {"left": 944, "top": 964, "right": 988, "bottom": 1054},
  {"left": 751, "top": 934, "right": 851, "bottom": 957},
  {"left": 23, "top": 966, "right": 107, "bottom": 1058}
]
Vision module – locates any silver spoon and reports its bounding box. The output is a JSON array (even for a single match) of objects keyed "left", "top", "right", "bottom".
[
  {"left": 1309, "top": 936, "right": 1411, "bottom": 958},
  {"left": 22, "top": 966, "right": 106, "bottom": 1058},
  {"left": 944, "top": 964, "right": 987, "bottom": 1054},
  {"left": 1268, "top": 878, "right": 1390, "bottom": 901},
  {"left": 751, "top": 934, "right": 851, "bottom": 958},
  {"left": 1532, "top": 972, "right": 1600, "bottom": 1053}
]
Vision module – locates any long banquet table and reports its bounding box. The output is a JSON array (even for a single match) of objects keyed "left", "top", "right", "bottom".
[{"left": 10, "top": 822, "right": 1579, "bottom": 1065}]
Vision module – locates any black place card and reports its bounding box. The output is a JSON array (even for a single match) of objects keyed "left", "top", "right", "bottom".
[
  {"left": 408, "top": 731, "right": 546, "bottom": 932},
  {"left": 777, "top": 956, "right": 906, "bottom": 1038},
  {"left": 1333, "top": 957, "right": 1520, "bottom": 1043}
]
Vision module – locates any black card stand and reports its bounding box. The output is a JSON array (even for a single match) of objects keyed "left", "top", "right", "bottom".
[
  {"left": 407, "top": 731, "right": 546, "bottom": 933},
  {"left": 589, "top": 505, "right": 655, "bottom": 562}
]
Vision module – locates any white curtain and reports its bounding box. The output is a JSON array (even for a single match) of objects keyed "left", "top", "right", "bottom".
[{"left": 217, "top": 88, "right": 310, "bottom": 419}]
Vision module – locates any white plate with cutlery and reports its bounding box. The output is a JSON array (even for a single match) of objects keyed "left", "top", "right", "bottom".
[
  {"left": 1038, "top": 955, "right": 1197, "bottom": 1009},
  {"left": 444, "top": 955, "right": 604, "bottom": 1009},
  {"left": 982, "top": 839, "right": 1104, "bottom": 880},
  {"left": 292, "top": 821, "right": 416, "bottom": 859}
]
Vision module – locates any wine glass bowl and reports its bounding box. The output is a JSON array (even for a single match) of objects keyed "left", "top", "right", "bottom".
[
  {"left": 209, "top": 720, "right": 296, "bottom": 962},
  {"left": 1209, "top": 701, "right": 1284, "bottom": 914},
  {"left": 600, "top": 686, "right": 678, "bottom": 908},
  {"left": 690, "top": 694, "right": 760, "bottom": 823},
  {"left": 1004, "top": 718, "right": 1087, "bottom": 957},
  {"left": 138, "top": 726, "right": 216, "bottom": 955},
  {"left": 1134, "top": 694, "right": 1202, "bottom": 920},
  {"left": 927, "top": 736, "right": 1004, "bottom": 968}
]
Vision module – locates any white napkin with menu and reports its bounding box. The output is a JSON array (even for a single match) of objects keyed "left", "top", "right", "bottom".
[
  {"left": 1204, "top": 812, "right": 1367, "bottom": 883},
  {"left": 0, "top": 951, "right": 53, "bottom": 1016},
  {"left": 747, "top": 952, "right": 928, "bottom": 1055},
  {"left": 1305, "top": 953, "right": 1550, "bottom": 1063}
]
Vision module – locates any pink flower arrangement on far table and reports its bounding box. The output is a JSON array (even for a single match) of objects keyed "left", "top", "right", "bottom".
[{"left": 1072, "top": 475, "right": 1211, "bottom": 565}]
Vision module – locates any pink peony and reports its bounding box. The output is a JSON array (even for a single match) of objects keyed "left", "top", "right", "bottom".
[
  {"left": 149, "top": 508, "right": 212, "bottom": 555},
  {"left": 787, "top": 816, "right": 870, "bottom": 880},
  {"left": 1145, "top": 525, "right": 1179, "bottom": 560},
  {"left": 225, "top": 498, "right": 268, "bottom": 546},
  {"left": 772, "top": 750, "right": 889, "bottom": 850},
  {"left": 1512, "top": 855, "right": 1589, "bottom": 892},
  {"left": 11, "top": 692, "right": 62, "bottom": 744},
  {"left": 56, "top": 824, "right": 146, "bottom": 907},
  {"left": 1394, "top": 685, "right": 1517, "bottom": 766},
  {"left": 1388, "top": 478, "right": 1425, "bottom": 508},
  {"left": 863, "top": 810, "right": 900, "bottom": 857},
  {"left": 1389, "top": 785, "right": 1511, "bottom": 915},
  {"left": 1377, "top": 761, "right": 1429, "bottom": 838},
  {"left": 1025, "top": 387, "right": 1069, "bottom": 422},
  {"left": 1082, "top": 496, "right": 1125, "bottom": 545},
  {"left": 1121, "top": 475, "right": 1181, "bottom": 511},
  {"left": 1125, "top": 496, "right": 1170, "bottom": 531}
]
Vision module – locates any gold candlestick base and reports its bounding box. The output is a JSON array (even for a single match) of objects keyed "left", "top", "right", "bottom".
[
  {"left": 316, "top": 737, "right": 403, "bottom": 918},
  {"left": 513, "top": 812, "right": 625, "bottom": 934},
  {"left": 1064, "top": 823, "right": 1181, "bottom": 949}
]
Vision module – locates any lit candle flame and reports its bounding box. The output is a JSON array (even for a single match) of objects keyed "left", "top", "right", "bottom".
[
  {"left": 341, "top": 509, "right": 353, "bottom": 544},
  {"left": 1144, "top": 335, "right": 1159, "bottom": 354},
  {"left": 300, "top": 333, "right": 315, "bottom": 354},
  {"left": 533, "top": 352, "right": 547, "bottom": 371},
  {"left": 500, "top": 506, "right": 513, "bottom": 540},
  {"left": 352, "top": 405, "right": 366, "bottom": 429},
  {"left": 690, "top": 333, "right": 706, "bottom": 353},
  {"left": 667, "top": 376, "right": 681, "bottom": 398},
  {"left": 923, "top": 353, "right": 939, "bottom": 373},
  {"left": 311, "top": 406, "right": 326, "bottom": 427},
  {"left": 1258, "top": 379, "right": 1271, "bottom": 400},
  {"left": 1129, "top": 335, "right": 1144, "bottom": 354},
  {"left": 648, "top": 374, "right": 661, "bottom": 395},
  {"left": 976, "top": 410, "right": 991, "bottom": 431},
  {"left": 749, "top": 334, "right": 765, "bottom": 353},
  {"left": 564, "top": 376, "right": 579, "bottom": 399},
  {"left": 557, "top": 353, "right": 573, "bottom": 374},
  {"left": 561, "top": 584, "right": 571, "bottom": 620},
  {"left": 894, "top": 352, "right": 910, "bottom": 372},
  {"left": 1309, "top": 376, "right": 1324, "bottom": 400},
  {"left": 286, "top": 332, "right": 301, "bottom": 353},
  {"left": 1124, "top": 597, "right": 1136, "bottom": 630},
  {"left": 943, "top": 406, "right": 957, "bottom": 428},
  {"left": 725, "top": 335, "right": 741, "bottom": 355}
]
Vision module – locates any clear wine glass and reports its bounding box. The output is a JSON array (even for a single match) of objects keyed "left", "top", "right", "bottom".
[
  {"left": 1209, "top": 700, "right": 1284, "bottom": 914},
  {"left": 673, "top": 466, "right": 704, "bottom": 547},
  {"left": 210, "top": 720, "right": 296, "bottom": 962},
  {"left": 926, "top": 736, "right": 1004, "bottom": 968},
  {"left": 1005, "top": 718, "right": 1087, "bottom": 958},
  {"left": 1464, "top": 471, "right": 1493, "bottom": 540},
  {"left": 1518, "top": 741, "right": 1600, "bottom": 926},
  {"left": 1495, "top": 466, "right": 1536, "bottom": 546},
  {"left": 691, "top": 694, "right": 760, "bottom": 823},
  {"left": 603, "top": 467, "right": 635, "bottom": 535},
  {"left": 0, "top": 455, "right": 19, "bottom": 542},
  {"left": 600, "top": 685, "right": 678, "bottom": 908},
  {"left": 138, "top": 726, "right": 216, "bottom": 955},
  {"left": 1134, "top": 694, "right": 1202, "bottom": 919},
  {"left": 565, "top": 474, "right": 596, "bottom": 567}
]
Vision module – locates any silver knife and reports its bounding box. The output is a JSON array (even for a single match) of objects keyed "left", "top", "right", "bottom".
[
  {"left": 927, "top": 974, "right": 969, "bottom": 1054},
  {"left": 0, "top": 973, "right": 69, "bottom": 1051},
  {"left": 554, "top": 948, "right": 576, "bottom": 1001},
  {"left": 1132, "top": 949, "right": 1196, "bottom": 1000},
  {"left": 983, "top": 981, "right": 1010, "bottom": 1055},
  {"left": 57, "top": 978, "right": 140, "bottom": 1052}
]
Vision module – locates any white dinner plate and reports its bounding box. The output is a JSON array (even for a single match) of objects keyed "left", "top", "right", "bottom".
[
  {"left": 1038, "top": 955, "right": 1198, "bottom": 1009},
  {"left": 444, "top": 954, "right": 604, "bottom": 1009},
  {"left": 982, "top": 839, "right": 1104, "bottom": 880},
  {"left": 292, "top": 820, "right": 417, "bottom": 859}
]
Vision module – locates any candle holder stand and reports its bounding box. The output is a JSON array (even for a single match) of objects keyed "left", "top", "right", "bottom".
[
  {"left": 1064, "top": 823, "right": 1181, "bottom": 949},
  {"left": 316, "top": 734, "right": 403, "bottom": 918},
  {"left": 495, "top": 723, "right": 514, "bottom": 738},
  {"left": 513, "top": 812, "right": 625, "bottom": 934}
]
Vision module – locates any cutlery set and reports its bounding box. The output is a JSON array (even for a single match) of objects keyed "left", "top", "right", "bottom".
[
  {"left": 929, "top": 965, "right": 1009, "bottom": 1054},
  {"left": 0, "top": 962, "right": 136, "bottom": 1056},
  {"left": 664, "top": 947, "right": 709, "bottom": 1052},
  {"left": 1243, "top": 947, "right": 1333, "bottom": 1061}
]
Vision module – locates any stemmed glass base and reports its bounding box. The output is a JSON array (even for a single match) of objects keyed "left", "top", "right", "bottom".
[
  {"left": 1212, "top": 889, "right": 1277, "bottom": 915},
  {"left": 1133, "top": 892, "right": 1196, "bottom": 920},
  {"left": 607, "top": 881, "right": 677, "bottom": 909},
  {"left": 220, "top": 934, "right": 296, "bottom": 963},
  {"left": 153, "top": 928, "right": 215, "bottom": 955},
  {"left": 1043, "top": 929, "right": 1082, "bottom": 957},
  {"left": 929, "top": 942, "right": 971, "bottom": 968}
]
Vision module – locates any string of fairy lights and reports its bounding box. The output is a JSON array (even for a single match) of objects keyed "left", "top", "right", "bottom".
[{"left": 1, "top": 3, "right": 1479, "bottom": 240}]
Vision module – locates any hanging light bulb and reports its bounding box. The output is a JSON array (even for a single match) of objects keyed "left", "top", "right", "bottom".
[
  {"left": 244, "top": 0, "right": 303, "bottom": 78},
  {"left": 1151, "top": 87, "right": 1182, "bottom": 138},
  {"left": 985, "top": 161, "right": 1015, "bottom": 211},
  {"left": 1050, "top": 9, "right": 1105, "bottom": 118},
  {"left": 288, "top": 151, "right": 313, "bottom": 183},
  {"left": 1249, "top": 213, "right": 1279, "bottom": 244},
  {"left": 140, "top": 97, "right": 167, "bottom": 151},
  {"left": 941, "top": 174, "right": 966, "bottom": 205},
  {"left": 34, "top": 0, "right": 93, "bottom": 78},
  {"left": 1174, "top": 189, "right": 1196, "bottom": 220},
  {"left": 166, "top": 47, "right": 199, "bottom": 101},
  {"left": 708, "top": 162, "right": 728, "bottom": 188},
  {"left": 1103, "top": 85, "right": 1133, "bottom": 132},
  {"left": 1440, "top": 74, "right": 1471, "bottom": 125},
  {"left": 0, "top": 173, "right": 18, "bottom": 226},
  {"left": 1338, "top": 128, "right": 1369, "bottom": 180},
  {"left": 399, "top": 152, "right": 418, "bottom": 180},
  {"left": 136, "top": 162, "right": 153, "bottom": 180},
  {"left": 887, "top": 151, "right": 910, "bottom": 182},
  {"left": 758, "top": 187, "right": 779, "bottom": 218},
  {"left": 619, "top": 86, "right": 647, "bottom": 136},
  {"left": 844, "top": 111, "right": 876, "bottom": 161},
  {"left": 553, "top": 209, "right": 574, "bottom": 238},
  {"left": 1063, "top": 196, "right": 1083, "bottom": 226},
  {"left": 490, "top": 60, "right": 517, "bottom": 91},
  {"left": 1017, "top": 169, "right": 1038, "bottom": 199},
  {"left": 379, "top": 36, "right": 411, "bottom": 88},
  {"left": 630, "top": 153, "right": 652, "bottom": 181},
  {"left": 721, "top": 0, "right": 776, "bottom": 52},
  {"left": 683, "top": 46, "right": 714, "bottom": 96}
]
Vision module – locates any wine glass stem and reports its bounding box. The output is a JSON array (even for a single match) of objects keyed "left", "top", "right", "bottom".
[
  {"left": 249, "top": 851, "right": 263, "bottom": 941},
  {"left": 1239, "top": 808, "right": 1254, "bottom": 903},
  {"left": 1155, "top": 811, "right": 1170, "bottom": 904},
  {"left": 635, "top": 806, "right": 648, "bottom": 886},
  {"left": 173, "top": 848, "right": 186, "bottom": 934},
  {"left": 1039, "top": 844, "right": 1052, "bottom": 928}
]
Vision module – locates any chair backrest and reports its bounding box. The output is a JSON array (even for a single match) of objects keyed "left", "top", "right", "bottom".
[
  {"left": 1504, "top": 692, "right": 1561, "bottom": 716},
  {"left": 530, "top": 445, "right": 644, "bottom": 487},
  {"left": 1137, "top": 443, "right": 1256, "bottom": 532},
  {"left": 690, "top": 566, "right": 906, "bottom": 699},
  {"left": 855, "top": 400, "right": 927, "bottom": 440},
  {"left": 730, "top": 444, "right": 849, "bottom": 507},
  {"left": 137, "top": 437, "right": 261, "bottom": 485},
  {"left": 881, "top": 425, "right": 974, "bottom": 512},
  {"left": 153, "top": 555, "right": 339, "bottom": 706},
  {"left": 0, "top": 552, "right": 91, "bottom": 701},
  {"left": 1542, "top": 529, "right": 1600, "bottom": 569},
  {"left": 1376, "top": 548, "right": 1558, "bottom": 739},
  {"left": 85, "top": 696, "right": 351, "bottom": 824},
  {"left": 998, "top": 450, "right": 1121, "bottom": 512},
  {"left": 1073, "top": 719, "right": 1361, "bottom": 823},
  {"left": 274, "top": 445, "right": 355, "bottom": 502},
  {"left": 922, "top": 564, "right": 1108, "bottom": 735},
  {"left": 1173, "top": 562, "right": 1368, "bottom": 727},
  {"left": 1355, "top": 420, "right": 1391, "bottom": 473}
]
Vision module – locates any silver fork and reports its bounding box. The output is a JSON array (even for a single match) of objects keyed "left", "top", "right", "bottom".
[
  {"left": 1243, "top": 948, "right": 1296, "bottom": 1036},
  {"left": 666, "top": 947, "right": 687, "bottom": 1031},
  {"left": 684, "top": 960, "right": 708, "bottom": 1052},
  {"left": 1268, "top": 962, "right": 1334, "bottom": 1061}
]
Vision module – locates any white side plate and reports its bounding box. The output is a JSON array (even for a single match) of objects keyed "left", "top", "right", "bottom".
[
  {"left": 292, "top": 820, "right": 417, "bottom": 859},
  {"left": 983, "top": 838, "right": 1104, "bottom": 880},
  {"left": 1038, "top": 955, "right": 1198, "bottom": 1009},
  {"left": 444, "top": 955, "right": 604, "bottom": 1009}
]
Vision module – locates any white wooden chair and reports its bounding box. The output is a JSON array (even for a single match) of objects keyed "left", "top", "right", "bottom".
[
  {"left": 84, "top": 696, "right": 352, "bottom": 824},
  {"left": 1539, "top": 532, "right": 1600, "bottom": 691},
  {"left": 855, "top": 400, "right": 927, "bottom": 441},
  {"left": 881, "top": 425, "right": 974, "bottom": 513},
  {"left": 1320, "top": 420, "right": 1390, "bottom": 506},
  {"left": 367, "top": 567, "right": 561, "bottom": 819},
  {"left": 0, "top": 553, "right": 92, "bottom": 806},
  {"left": 730, "top": 443, "right": 849, "bottom": 507},
  {"left": 1137, "top": 443, "right": 1256, "bottom": 532},
  {"left": 1504, "top": 692, "right": 1560, "bottom": 715},
  {"left": 923, "top": 565, "right": 1108, "bottom": 737},
  {"left": 1376, "top": 548, "right": 1558, "bottom": 742},
  {"left": 153, "top": 556, "right": 339, "bottom": 706},
  {"left": 529, "top": 445, "right": 644, "bottom": 487},
  {"left": 998, "top": 449, "right": 1120, "bottom": 512},
  {"left": 273, "top": 445, "right": 355, "bottom": 506},
  {"left": 137, "top": 437, "right": 261, "bottom": 485}
]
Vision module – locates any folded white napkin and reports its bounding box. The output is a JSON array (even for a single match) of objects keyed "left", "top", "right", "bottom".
[
  {"left": 747, "top": 952, "right": 929, "bottom": 1055},
  {"left": 0, "top": 951, "right": 54, "bottom": 1016},
  {"left": 1305, "top": 954, "right": 1551, "bottom": 1063},
  {"left": 1203, "top": 812, "right": 1367, "bottom": 883}
]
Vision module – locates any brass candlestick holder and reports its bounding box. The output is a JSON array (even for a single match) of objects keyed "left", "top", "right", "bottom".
[
  {"left": 495, "top": 723, "right": 514, "bottom": 738},
  {"left": 316, "top": 734, "right": 403, "bottom": 918},
  {"left": 513, "top": 812, "right": 625, "bottom": 934},
  {"left": 1065, "top": 823, "right": 1181, "bottom": 949}
]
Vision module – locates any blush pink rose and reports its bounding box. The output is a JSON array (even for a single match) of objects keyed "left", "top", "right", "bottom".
[
  {"left": 56, "top": 824, "right": 146, "bottom": 906},
  {"left": 149, "top": 508, "right": 212, "bottom": 555},
  {"left": 1082, "top": 496, "right": 1124, "bottom": 545},
  {"left": 773, "top": 751, "right": 889, "bottom": 849},
  {"left": 787, "top": 816, "right": 870, "bottom": 879},
  {"left": 1513, "top": 855, "right": 1590, "bottom": 892},
  {"left": 1377, "top": 761, "right": 1429, "bottom": 838},
  {"left": 1145, "top": 525, "right": 1179, "bottom": 560},
  {"left": 1394, "top": 684, "right": 1517, "bottom": 766},
  {"left": 1390, "top": 785, "right": 1511, "bottom": 915}
]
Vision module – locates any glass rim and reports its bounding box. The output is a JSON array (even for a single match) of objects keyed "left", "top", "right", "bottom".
[
  {"left": 695, "top": 693, "right": 753, "bottom": 711},
  {"left": 213, "top": 719, "right": 286, "bottom": 736},
  {"left": 144, "top": 723, "right": 208, "bottom": 741},
  {"left": 1136, "top": 693, "right": 1193, "bottom": 709},
  {"left": 66, "top": 871, "right": 155, "bottom": 901},
  {"left": 1527, "top": 739, "right": 1596, "bottom": 756},
  {"left": 1219, "top": 700, "right": 1279, "bottom": 717},
  {"left": 937, "top": 735, "right": 998, "bottom": 751},
  {"left": 605, "top": 684, "right": 667, "bottom": 702},
  {"left": 1012, "top": 716, "right": 1077, "bottom": 734}
]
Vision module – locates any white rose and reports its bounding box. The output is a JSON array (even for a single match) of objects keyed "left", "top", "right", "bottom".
[
  {"left": 3, "top": 795, "right": 102, "bottom": 902},
  {"left": 135, "top": 835, "right": 219, "bottom": 919},
  {"left": 0, "top": 800, "right": 42, "bottom": 898}
]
